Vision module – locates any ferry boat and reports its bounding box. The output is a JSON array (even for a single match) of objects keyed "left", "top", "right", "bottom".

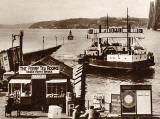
[
  {"left": 68, "top": 30, "right": 74, "bottom": 40},
  {"left": 79, "top": 13, "right": 155, "bottom": 71}
]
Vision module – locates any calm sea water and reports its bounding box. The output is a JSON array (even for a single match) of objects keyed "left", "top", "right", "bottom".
[{"left": 0, "top": 29, "right": 160, "bottom": 115}]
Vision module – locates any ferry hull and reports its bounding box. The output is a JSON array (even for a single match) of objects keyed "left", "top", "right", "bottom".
[{"left": 86, "top": 58, "right": 155, "bottom": 71}]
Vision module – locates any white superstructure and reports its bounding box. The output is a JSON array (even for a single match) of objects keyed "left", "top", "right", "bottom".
[{"left": 107, "top": 54, "right": 147, "bottom": 62}]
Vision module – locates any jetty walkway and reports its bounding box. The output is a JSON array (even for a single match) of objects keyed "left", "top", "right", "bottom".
[{"left": 0, "top": 92, "right": 71, "bottom": 119}]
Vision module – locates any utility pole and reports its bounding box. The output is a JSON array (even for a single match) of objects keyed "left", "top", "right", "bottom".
[
  {"left": 12, "top": 30, "right": 24, "bottom": 71},
  {"left": 12, "top": 34, "right": 16, "bottom": 48},
  {"left": 55, "top": 36, "right": 57, "bottom": 46},
  {"left": 11, "top": 34, "right": 17, "bottom": 72},
  {"left": 19, "top": 30, "right": 24, "bottom": 66},
  {"left": 43, "top": 36, "right": 45, "bottom": 50},
  {"left": 63, "top": 37, "right": 64, "bottom": 45}
]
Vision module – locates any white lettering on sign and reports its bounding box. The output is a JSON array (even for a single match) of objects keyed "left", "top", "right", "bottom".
[
  {"left": 2, "top": 52, "right": 10, "bottom": 71},
  {"left": 136, "top": 90, "right": 151, "bottom": 115},
  {"left": 73, "top": 64, "right": 83, "bottom": 98},
  {"left": 31, "top": 75, "right": 46, "bottom": 79},
  {"left": 19, "top": 66, "right": 60, "bottom": 74},
  {"left": 73, "top": 64, "right": 83, "bottom": 79}
]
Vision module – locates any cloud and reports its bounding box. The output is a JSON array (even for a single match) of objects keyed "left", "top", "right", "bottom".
[{"left": 0, "top": 0, "right": 150, "bottom": 24}]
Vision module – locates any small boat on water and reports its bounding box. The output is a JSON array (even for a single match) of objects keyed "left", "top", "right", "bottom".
[
  {"left": 68, "top": 30, "right": 74, "bottom": 40},
  {"left": 79, "top": 11, "right": 155, "bottom": 71}
]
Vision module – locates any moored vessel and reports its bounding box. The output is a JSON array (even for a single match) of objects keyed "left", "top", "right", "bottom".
[{"left": 79, "top": 11, "right": 155, "bottom": 71}]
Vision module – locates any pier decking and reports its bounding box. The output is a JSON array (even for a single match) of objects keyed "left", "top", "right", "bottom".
[{"left": 1, "top": 92, "right": 160, "bottom": 119}]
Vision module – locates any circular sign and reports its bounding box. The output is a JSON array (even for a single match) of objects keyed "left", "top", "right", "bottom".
[
  {"left": 122, "top": 90, "right": 136, "bottom": 108},
  {"left": 124, "top": 94, "right": 133, "bottom": 104}
]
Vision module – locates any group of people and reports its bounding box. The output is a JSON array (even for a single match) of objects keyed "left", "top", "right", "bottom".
[{"left": 72, "top": 105, "right": 100, "bottom": 119}]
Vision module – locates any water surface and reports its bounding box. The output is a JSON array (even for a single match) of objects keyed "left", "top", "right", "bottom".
[{"left": 0, "top": 29, "right": 160, "bottom": 115}]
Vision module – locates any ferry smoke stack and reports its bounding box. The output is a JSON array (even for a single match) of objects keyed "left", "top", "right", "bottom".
[{"left": 99, "top": 25, "right": 101, "bottom": 33}]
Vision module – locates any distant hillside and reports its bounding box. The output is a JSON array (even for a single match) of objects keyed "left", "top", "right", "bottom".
[
  {"left": 29, "top": 20, "right": 56, "bottom": 29},
  {"left": 0, "top": 23, "right": 33, "bottom": 29},
  {"left": 29, "top": 17, "right": 148, "bottom": 29}
]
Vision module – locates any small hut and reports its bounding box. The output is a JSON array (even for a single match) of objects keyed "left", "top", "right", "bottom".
[{"left": 7, "top": 56, "right": 73, "bottom": 112}]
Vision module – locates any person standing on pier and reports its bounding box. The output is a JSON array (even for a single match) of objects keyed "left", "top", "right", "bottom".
[
  {"left": 72, "top": 105, "right": 81, "bottom": 119},
  {"left": 83, "top": 106, "right": 100, "bottom": 119}
]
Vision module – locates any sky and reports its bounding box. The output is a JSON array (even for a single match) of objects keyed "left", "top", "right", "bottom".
[{"left": 0, "top": 0, "right": 154, "bottom": 24}]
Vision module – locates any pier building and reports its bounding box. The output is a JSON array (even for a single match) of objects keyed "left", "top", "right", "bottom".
[{"left": 7, "top": 55, "right": 86, "bottom": 114}]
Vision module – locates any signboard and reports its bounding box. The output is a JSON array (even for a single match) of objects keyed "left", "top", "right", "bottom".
[
  {"left": 73, "top": 64, "right": 83, "bottom": 79},
  {"left": 93, "top": 93, "right": 105, "bottom": 109},
  {"left": 136, "top": 90, "right": 151, "bottom": 115},
  {"left": 120, "top": 85, "right": 152, "bottom": 116},
  {"left": 31, "top": 75, "right": 46, "bottom": 79},
  {"left": 73, "top": 64, "right": 83, "bottom": 98},
  {"left": 111, "top": 94, "right": 121, "bottom": 114},
  {"left": 2, "top": 52, "right": 10, "bottom": 71},
  {"left": 19, "top": 66, "right": 60, "bottom": 74},
  {"left": 121, "top": 90, "right": 136, "bottom": 114}
]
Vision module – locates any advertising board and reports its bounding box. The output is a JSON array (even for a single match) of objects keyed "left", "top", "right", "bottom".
[
  {"left": 136, "top": 90, "right": 151, "bottom": 115},
  {"left": 19, "top": 66, "right": 60, "bottom": 74},
  {"left": 111, "top": 94, "right": 121, "bottom": 114},
  {"left": 120, "top": 85, "right": 152, "bottom": 116}
]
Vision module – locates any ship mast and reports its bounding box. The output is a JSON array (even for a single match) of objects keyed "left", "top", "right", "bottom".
[
  {"left": 104, "top": 13, "right": 109, "bottom": 46},
  {"left": 98, "top": 25, "right": 102, "bottom": 56},
  {"left": 107, "top": 14, "right": 109, "bottom": 33},
  {"left": 127, "top": 8, "right": 128, "bottom": 41},
  {"left": 105, "top": 13, "right": 109, "bottom": 33},
  {"left": 127, "top": 8, "right": 131, "bottom": 55}
]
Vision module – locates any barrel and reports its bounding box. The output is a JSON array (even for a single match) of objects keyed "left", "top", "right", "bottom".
[{"left": 48, "top": 105, "right": 62, "bottom": 119}]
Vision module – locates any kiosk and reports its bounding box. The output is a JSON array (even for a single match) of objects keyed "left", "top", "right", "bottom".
[{"left": 7, "top": 56, "right": 73, "bottom": 111}]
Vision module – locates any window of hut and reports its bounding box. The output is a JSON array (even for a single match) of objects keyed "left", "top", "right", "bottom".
[
  {"left": 22, "top": 83, "right": 31, "bottom": 96},
  {"left": 46, "top": 79, "right": 67, "bottom": 98},
  {"left": 12, "top": 83, "right": 21, "bottom": 93}
]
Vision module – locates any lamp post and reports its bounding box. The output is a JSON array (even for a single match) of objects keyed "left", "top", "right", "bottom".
[{"left": 12, "top": 30, "right": 24, "bottom": 72}]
